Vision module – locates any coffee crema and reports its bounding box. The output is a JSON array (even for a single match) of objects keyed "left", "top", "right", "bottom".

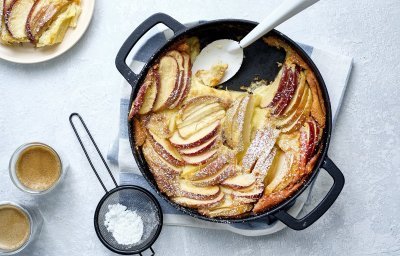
[
  {"left": 16, "top": 144, "right": 61, "bottom": 192},
  {"left": 0, "top": 205, "right": 30, "bottom": 251}
]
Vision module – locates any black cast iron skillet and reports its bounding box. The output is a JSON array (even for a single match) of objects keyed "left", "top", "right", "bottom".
[{"left": 115, "top": 13, "right": 345, "bottom": 230}]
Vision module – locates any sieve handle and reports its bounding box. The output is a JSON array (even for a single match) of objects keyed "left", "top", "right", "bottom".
[
  {"left": 139, "top": 247, "right": 155, "bottom": 256},
  {"left": 69, "top": 113, "right": 118, "bottom": 192}
]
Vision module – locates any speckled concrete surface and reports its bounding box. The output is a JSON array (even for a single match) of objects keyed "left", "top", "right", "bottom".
[{"left": 0, "top": 1, "right": 399, "bottom": 255}]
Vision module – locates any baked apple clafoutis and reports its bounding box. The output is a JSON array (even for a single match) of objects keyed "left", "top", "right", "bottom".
[{"left": 129, "top": 36, "right": 326, "bottom": 218}]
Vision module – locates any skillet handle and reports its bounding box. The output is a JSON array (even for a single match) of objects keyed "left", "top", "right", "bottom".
[
  {"left": 273, "top": 156, "right": 345, "bottom": 230},
  {"left": 115, "top": 13, "right": 186, "bottom": 87}
]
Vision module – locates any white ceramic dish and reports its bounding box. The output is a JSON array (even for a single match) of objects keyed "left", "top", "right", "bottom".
[{"left": 0, "top": 0, "right": 95, "bottom": 64}]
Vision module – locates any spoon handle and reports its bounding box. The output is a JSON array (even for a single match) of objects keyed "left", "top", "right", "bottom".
[{"left": 239, "top": 0, "right": 319, "bottom": 48}]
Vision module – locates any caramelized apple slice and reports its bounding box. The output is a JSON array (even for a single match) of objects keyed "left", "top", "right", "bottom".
[
  {"left": 254, "top": 67, "right": 284, "bottom": 108},
  {"left": 177, "top": 102, "right": 223, "bottom": 129},
  {"left": 272, "top": 65, "right": 300, "bottom": 116},
  {"left": 180, "top": 96, "right": 225, "bottom": 120},
  {"left": 147, "top": 130, "right": 184, "bottom": 167},
  {"left": 5, "top": 0, "right": 34, "bottom": 41},
  {"left": 142, "top": 140, "right": 181, "bottom": 176},
  {"left": 26, "top": 0, "right": 70, "bottom": 43},
  {"left": 129, "top": 68, "right": 159, "bottom": 117},
  {"left": 172, "top": 192, "right": 223, "bottom": 209},
  {"left": 222, "top": 173, "right": 256, "bottom": 189},
  {"left": 267, "top": 64, "right": 290, "bottom": 108},
  {"left": 274, "top": 85, "right": 310, "bottom": 128},
  {"left": 241, "top": 125, "right": 279, "bottom": 172},
  {"left": 191, "top": 164, "right": 236, "bottom": 187},
  {"left": 252, "top": 147, "right": 277, "bottom": 184},
  {"left": 178, "top": 134, "right": 218, "bottom": 156},
  {"left": 152, "top": 56, "right": 180, "bottom": 111},
  {"left": 280, "top": 87, "right": 313, "bottom": 133},
  {"left": 229, "top": 94, "right": 256, "bottom": 151},
  {"left": 178, "top": 179, "right": 220, "bottom": 200},
  {"left": 264, "top": 150, "right": 294, "bottom": 195},
  {"left": 178, "top": 110, "right": 224, "bottom": 138},
  {"left": 299, "top": 119, "right": 318, "bottom": 168},
  {"left": 181, "top": 149, "right": 217, "bottom": 165},
  {"left": 223, "top": 96, "right": 243, "bottom": 147},
  {"left": 188, "top": 148, "right": 235, "bottom": 181},
  {"left": 281, "top": 71, "right": 306, "bottom": 117},
  {"left": 199, "top": 203, "right": 252, "bottom": 218},
  {"left": 170, "top": 120, "right": 219, "bottom": 149},
  {"left": 174, "top": 52, "right": 192, "bottom": 106}
]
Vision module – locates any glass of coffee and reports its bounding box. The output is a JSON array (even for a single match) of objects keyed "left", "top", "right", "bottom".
[
  {"left": 9, "top": 142, "right": 68, "bottom": 194},
  {"left": 0, "top": 202, "right": 43, "bottom": 255}
]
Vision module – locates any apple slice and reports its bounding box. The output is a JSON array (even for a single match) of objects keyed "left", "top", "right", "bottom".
[
  {"left": 170, "top": 120, "right": 219, "bottom": 149},
  {"left": 231, "top": 184, "right": 264, "bottom": 199},
  {"left": 178, "top": 109, "right": 225, "bottom": 138},
  {"left": 191, "top": 164, "right": 236, "bottom": 187},
  {"left": 274, "top": 85, "right": 310, "bottom": 129},
  {"left": 199, "top": 203, "right": 252, "bottom": 218},
  {"left": 166, "top": 50, "right": 184, "bottom": 108},
  {"left": 252, "top": 147, "right": 277, "bottom": 183},
  {"left": 129, "top": 68, "right": 159, "bottom": 118},
  {"left": 223, "top": 96, "right": 243, "bottom": 146},
  {"left": 241, "top": 125, "right": 279, "bottom": 172},
  {"left": 171, "top": 52, "right": 192, "bottom": 107},
  {"left": 281, "top": 71, "right": 306, "bottom": 117},
  {"left": 181, "top": 149, "right": 217, "bottom": 166},
  {"left": 167, "top": 50, "right": 192, "bottom": 109},
  {"left": 272, "top": 65, "right": 300, "bottom": 116},
  {"left": 178, "top": 179, "right": 220, "bottom": 200},
  {"left": 264, "top": 150, "right": 294, "bottom": 195},
  {"left": 299, "top": 119, "right": 317, "bottom": 168},
  {"left": 142, "top": 140, "right": 181, "bottom": 176},
  {"left": 254, "top": 67, "right": 284, "bottom": 108},
  {"left": 147, "top": 130, "right": 184, "bottom": 167},
  {"left": 142, "top": 141, "right": 180, "bottom": 196},
  {"left": 177, "top": 102, "right": 223, "bottom": 129},
  {"left": 188, "top": 148, "right": 235, "bottom": 181},
  {"left": 181, "top": 96, "right": 225, "bottom": 120},
  {"left": 178, "top": 134, "right": 218, "bottom": 156},
  {"left": 280, "top": 86, "right": 313, "bottom": 133},
  {"left": 230, "top": 94, "right": 256, "bottom": 152},
  {"left": 25, "top": 0, "right": 70, "bottom": 43},
  {"left": 152, "top": 56, "right": 180, "bottom": 111},
  {"left": 5, "top": 0, "right": 34, "bottom": 40},
  {"left": 172, "top": 192, "right": 224, "bottom": 209},
  {"left": 222, "top": 173, "right": 256, "bottom": 189},
  {"left": 267, "top": 64, "right": 290, "bottom": 108}
]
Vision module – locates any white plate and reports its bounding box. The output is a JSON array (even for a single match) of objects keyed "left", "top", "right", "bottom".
[{"left": 0, "top": 0, "right": 95, "bottom": 64}]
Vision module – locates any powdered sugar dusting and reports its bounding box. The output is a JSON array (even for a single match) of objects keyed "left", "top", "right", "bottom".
[{"left": 104, "top": 204, "right": 144, "bottom": 246}]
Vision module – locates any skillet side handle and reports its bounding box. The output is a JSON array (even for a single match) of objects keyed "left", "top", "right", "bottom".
[
  {"left": 273, "top": 156, "right": 345, "bottom": 230},
  {"left": 115, "top": 13, "right": 186, "bottom": 87}
]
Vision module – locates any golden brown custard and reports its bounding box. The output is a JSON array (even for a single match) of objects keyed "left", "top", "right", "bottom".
[
  {"left": 16, "top": 145, "right": 61, "bottom": 191},
  {"left": 0, "top": 205, "right": 30, "bottom": 251}
]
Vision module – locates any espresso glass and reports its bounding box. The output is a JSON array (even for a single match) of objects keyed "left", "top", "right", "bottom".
[
  {"left": 0, "top": 202, "right": 43, "bottom": 255},
  {"left": 9, "top": 142, "right": 69, "bottom": 195}
]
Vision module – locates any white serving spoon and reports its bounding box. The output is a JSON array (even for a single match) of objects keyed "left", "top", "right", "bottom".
[{"left": 192, "top": 0, "right": 319, "bottom": 84}]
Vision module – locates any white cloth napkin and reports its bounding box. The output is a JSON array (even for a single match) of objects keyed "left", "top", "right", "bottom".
[{"left": 107, "top": 23, "right": 352, "bottom": 236}]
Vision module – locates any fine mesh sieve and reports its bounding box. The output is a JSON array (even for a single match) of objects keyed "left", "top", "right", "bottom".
[{"left": 70, "top": 113, "right": 163, "bottom": 255}]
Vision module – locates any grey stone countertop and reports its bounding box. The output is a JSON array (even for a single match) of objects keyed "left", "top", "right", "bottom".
[{"left": 0, "top": 0, "right": 399, "bottom": 255}]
